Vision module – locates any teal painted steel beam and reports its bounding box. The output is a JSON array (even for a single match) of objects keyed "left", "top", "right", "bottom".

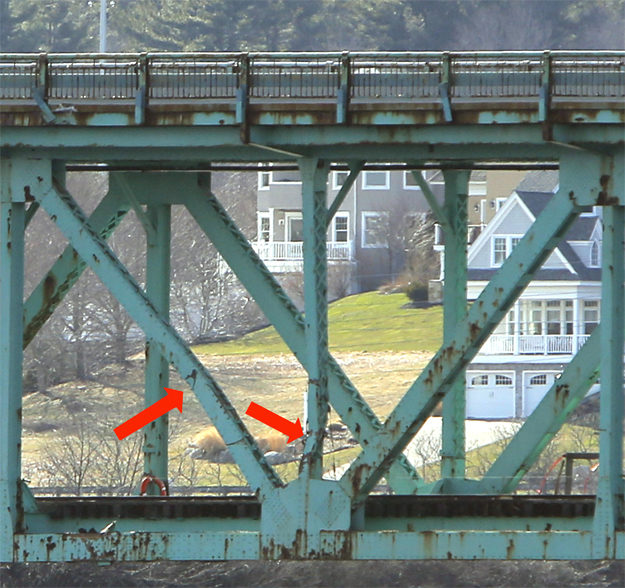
[
  {"left": 34, "top": 180, "right": 282, "bottom": 499},
  {"left": 3, "top": 126, "right": 624, "bottom": 160},
  {"left": 339, "top": 187, "right": 582, "bottom": 504},
  {"left": 326, "top": 162, "right": 363, "bottom": 227},
  {"left": 593, "top": 203, "right": 625, "bottom": 559},
  {"left": 440, "top": 170, "right": 470, "bottom": 480},
  {"left": 300, "top": 158, "right": 331, "bottom": 479},
  {"left": 183, "top": 187, "right": 423, "bottom": 494},
  {"left": 22, "top": 189, "right": 129, "bottom": 349},
  {"left": 14, "top": 529, "right": 622, "bottom": 561},
  {"left": 0, "top": 159, "right": 33, "bottom": 561},
  {"left": 144, "top": 203, "right": 171, "bottom": 493},
  {"left": 483, "top": 329, "right": 600, "bottom": 494},
  {"left": 112, "top": 174, "right": 156, "bottom": 241},
  {"left": 410, "top": 170, "right": 447, "bottom": 229}
]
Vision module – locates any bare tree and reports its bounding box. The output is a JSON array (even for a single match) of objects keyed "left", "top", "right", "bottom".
[{"left": 37, "top": 417, "right": 145, "bottom": 495}]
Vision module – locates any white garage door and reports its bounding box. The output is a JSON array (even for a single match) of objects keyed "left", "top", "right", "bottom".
[
  {"left": 523, "top": 372, "right": 560, "bottom": 417},
  {"left": 466, "top": 372, "right": 515, "bottom": 419}
]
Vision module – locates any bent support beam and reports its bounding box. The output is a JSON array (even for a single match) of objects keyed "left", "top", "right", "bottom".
[
  {"left": 34, "top": 180, "right": 282, "bottom": 499},
  {"left": 300, "top": 158, "right": 331, "bottom": 479},
  {"left": 483, "top": 329, "right": 601, "bottom": 494},
  {"left": 183, "top": 186, "right": 423, "bottom": 493},
  {"left": 340, "top": 187, "right": 582, "bottom": 504}
]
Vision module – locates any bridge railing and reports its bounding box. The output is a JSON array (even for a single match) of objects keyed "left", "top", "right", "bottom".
[{"left": 1, "top": 51, "right": 623, "bottom": 103}]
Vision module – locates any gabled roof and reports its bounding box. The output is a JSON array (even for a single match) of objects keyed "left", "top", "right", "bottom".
[
  {"left": 515, "top": 170, "right": 559, "bottom": 193},
  {"left": 468, "top": 190, "right": 602, "bottom": 283}
]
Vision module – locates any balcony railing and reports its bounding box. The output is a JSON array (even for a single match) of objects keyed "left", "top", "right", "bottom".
[
  {"left": 480, "top": 334, "right": 591, "bottom": 355},
  {"left": 252, "top": 241, "right": 354, "bottom": 262}
]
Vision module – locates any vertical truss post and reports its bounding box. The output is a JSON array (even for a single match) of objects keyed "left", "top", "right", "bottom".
[
  {"left": 0, "top": 159, "right": 47, "bottom": 561},
  {"left": 35, "top": 180, "right": 282, "bottom": 499},
  {"left": 593, "top": 203, "right": 625, "bottom": 558},
  {"left": 440, "top": 170, "right": 469, "bottom": 481},
  {"left": 183, "top": 189, "right": 422, "bottom": 495},
  {"left": 299, "top": 158, "right": 331, "bottom": 479},
  {"left": 143, "top": 203, "right": 171, "bottom": 492}
]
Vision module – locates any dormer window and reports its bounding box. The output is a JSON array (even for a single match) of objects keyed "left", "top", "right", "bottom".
[
  {"left": 590, "top": 240, "right": 600, "bottom": 267},
  {"left": 491, "top": 235, "right": 522, "bottom": 267}
]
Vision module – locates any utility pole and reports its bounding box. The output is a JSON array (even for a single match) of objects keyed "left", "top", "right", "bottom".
[{"left": 99, "top": 0, "right": 107, "bottom": 52}]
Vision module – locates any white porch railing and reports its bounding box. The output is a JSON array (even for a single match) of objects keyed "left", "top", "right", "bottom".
[
  {"left": 252, "top": 241, "right": 354, "bottom": 261},
  {"left": 480, "top": 334, "right": 591, "bottom": 355}
]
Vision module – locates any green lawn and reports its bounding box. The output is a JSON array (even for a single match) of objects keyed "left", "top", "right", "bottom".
[{"left": 194, "top": 292, "right": 443, "bottom": 356}]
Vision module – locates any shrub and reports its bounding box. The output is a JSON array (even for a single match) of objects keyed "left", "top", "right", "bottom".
[{"left": 405, "top": 281, "right": 428, "bottom": 302}]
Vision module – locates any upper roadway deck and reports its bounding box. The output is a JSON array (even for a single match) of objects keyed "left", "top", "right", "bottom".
[{"left": 1, "top": 51, "right": 623, "bottom": 163}]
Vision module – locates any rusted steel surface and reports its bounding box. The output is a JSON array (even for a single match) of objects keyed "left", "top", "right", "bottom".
[
  {"left": 34, "top": 495, "right": 595, "bottom": 521},
  {"left": 1, "top": 51, "right": 623, "bottom": 127}
]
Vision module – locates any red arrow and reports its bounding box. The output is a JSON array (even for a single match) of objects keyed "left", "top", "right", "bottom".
[
  {"left": 245, "top": 401, "right": 304, "bottom": 443},
  {"left": 114, "top": 387, "right": 183, "bottom": 441}
]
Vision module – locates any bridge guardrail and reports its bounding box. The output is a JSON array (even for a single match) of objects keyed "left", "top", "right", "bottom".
[{"left": 1, "top": 51, "right": 623, "bottom": 103}]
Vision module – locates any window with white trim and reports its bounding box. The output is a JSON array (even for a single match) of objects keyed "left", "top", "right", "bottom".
[
  {"left": 584, "top": 300, "right": 600, "bottom": 334},
  {"left": 258, "top": 214, "right": 271, "bottom": 242},
  {"left": 362, "top": 171, "right": 390, "bottom": 190},
  {"left": 333, "top": 214, "right": 349, "bottom": 243},
  {"left": 493, "top": 237, "right": 507, "bottom": 266},
  {"left": 471, "top": 375, "right": 489, "bottom": 386},
  {"left": 258, "top": 170, "right": 271, "bottom": 190},
  {"left": 403, "top": 170, "right": 420, "bottom": 190},
  {"left": 333, "top": 171, "right": 349, "bottom": 190},
  {"left": 272, "top": 170, "right": 301, "bottom": 183},
  {"left": 495, "top": 374, "right": 512, "bottom": 386},
  {"left": 362, "top": 212, "right": 389, "bottom": 248},
  {"left": 491, "top": 235, "right": 522, "bottom": 266},
  {"left": 590, "top": 240, "right": 600, "bottom": 267}
]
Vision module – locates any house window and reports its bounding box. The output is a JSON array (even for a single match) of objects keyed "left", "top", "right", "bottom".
[
  {"left": 471, "top": 375, "right": 489, "bottom": 386},
  {"left": 584, "top": 300, "right": 600, "bottom": 334},
  {"left": 495, "top": 374, "right": 512, "bottom": 386},
  {"left": 287, "top": 214, "right": 303, "bottom": 242},
  {"left": 362, "top": 171, "right": 390, "bottom": 190},
  {"left": 530, "top": 374, "right": 547, "bottom": 385},
  {"left": 258, "top": 170, "right": 271, "bottom": 190},
  {"left": 333, "top": 215, "right": 349, "bottom": 242},
  {"left": 403, "top": 170, "right": 420, "bottom": 190},
  {"left": 493, "top": 237, "right": 507, "bottom": 266},
  {"left": 496, "top": 197, "right": 507, "bottom": 210},
  {"left": 333, "top": 171, "right": 349, "bottom": 190},
  {"left": 258, "top": 215, "right": 271, "bottom": 242},
  {"left": 565, "top": 301, "right": 574, "bottom": 334},
  {"left": 492, "top": 235, "right": 522, "bottom": 266},
  {"left": 546, "top": 300, "right": 562, "bottom": 335},
  {"left": 530, "top": 301, "right": 543, "bottom": 335},
  {"left": 272, "top": 170, "right": 301, "bottom": 183},
  {"left": 362, "top": 212, "right": 389, "bottom": 248},
  {"left": 590, "top": 241, "right": 600, "bottom": 267},
  {"left": 506, "top": 309, "right": 515, "bottom": 335}
]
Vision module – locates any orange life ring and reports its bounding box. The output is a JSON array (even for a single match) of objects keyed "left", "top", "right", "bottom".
[{"left": 139, "top": 474, "right": 168, "bottom": 496}]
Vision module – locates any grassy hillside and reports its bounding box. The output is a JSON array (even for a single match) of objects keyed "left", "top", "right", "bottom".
[{"left": 195, "top": 292, "right": 443, "bottom": 356}]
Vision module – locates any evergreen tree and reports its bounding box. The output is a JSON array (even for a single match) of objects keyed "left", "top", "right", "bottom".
[{"left": 7, "top": 0, "right": 99, "bottom": 52}]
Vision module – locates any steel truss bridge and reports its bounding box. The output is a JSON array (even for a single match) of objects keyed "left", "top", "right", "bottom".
[{"left": 0, "top": 51, "right": 623, "bottom": 562}]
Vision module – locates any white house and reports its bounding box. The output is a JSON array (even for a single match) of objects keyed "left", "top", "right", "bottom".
[{"left": 463, "top": 186, "right": 602, "bottom": 419}]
